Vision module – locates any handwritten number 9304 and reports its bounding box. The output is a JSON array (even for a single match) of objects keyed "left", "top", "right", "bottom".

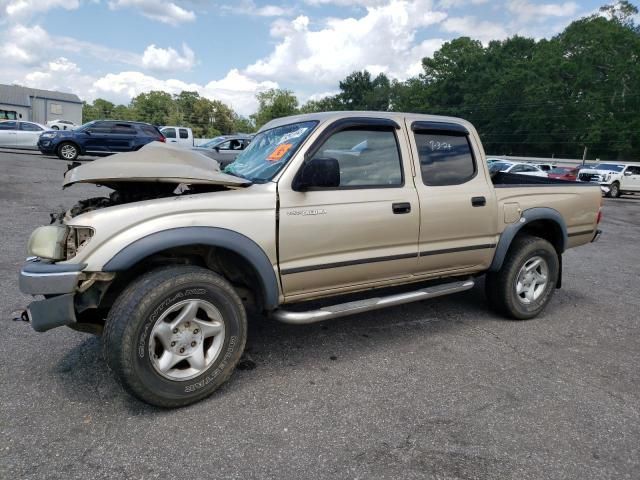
[{"left": 427, "top": 140, "right": 453, "bottom": 151}]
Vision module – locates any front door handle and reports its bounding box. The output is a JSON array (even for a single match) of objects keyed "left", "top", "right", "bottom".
[
  {"left": 471, "top": 196, "right": 486, "bottom": 207},
  {"left": 392, "top": 202, "right": 411, "bottom": 214}
]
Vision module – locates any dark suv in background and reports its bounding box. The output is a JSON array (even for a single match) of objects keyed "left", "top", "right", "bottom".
[{"left": 38, "top": 120, "right": 165, "bottom": 160}]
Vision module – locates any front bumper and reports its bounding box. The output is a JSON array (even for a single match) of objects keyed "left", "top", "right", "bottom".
[
  {"left": 20, "top": 260, "right": 86, "bottom": 332},
  {"left": 19, "top": 260, "right": 86, "bottom": 295},
  {"left": 37, "top": 140, "right": 57, "bottom": 154}
]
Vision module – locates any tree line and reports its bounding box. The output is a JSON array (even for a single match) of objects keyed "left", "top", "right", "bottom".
[{"left": 83, "top": 1, "right": 640, "bottom": 160}]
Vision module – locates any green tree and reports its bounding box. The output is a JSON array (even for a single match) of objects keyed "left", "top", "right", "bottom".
[
  {"left": 336, "top": 71, "right": 392, "bottom": 110},
  {"left": 251, "top": 89, "right": 299, "bottom": 128},
  {"left": 130, "top": 91, "right": 175, "bottom": 126},
  {"left": 82, "top": 98, "right": 117, "bottom": 122}
]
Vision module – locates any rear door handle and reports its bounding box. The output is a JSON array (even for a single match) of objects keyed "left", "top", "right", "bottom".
[
  {"left": 392, "top": 202, "right": 411, "bottom": 214},
  {"left": 471, "top": 196, "right": 486, "bottom": 207}
]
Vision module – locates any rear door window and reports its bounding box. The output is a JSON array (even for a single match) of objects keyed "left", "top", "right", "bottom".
[
  {"left": 413, "top": 131, "right": 476, "bottom": 186},
  {"left": 179, "top": 128, "right": 189, "bottom": 139}
]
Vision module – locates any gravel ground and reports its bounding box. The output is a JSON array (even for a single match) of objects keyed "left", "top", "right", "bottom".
[{"left": 1, "top": 149, "right": 639, "bottom": 479}]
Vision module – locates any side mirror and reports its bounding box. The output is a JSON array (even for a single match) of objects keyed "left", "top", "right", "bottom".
[
  {"left": 293, "top": 157, "right": 340, "bottom": 191},
  {"left": 624, "top": 171, "right": 632, "bottom": 176},
  {"left": 214, "top": 146, "right": 220, "bottom": 152}
]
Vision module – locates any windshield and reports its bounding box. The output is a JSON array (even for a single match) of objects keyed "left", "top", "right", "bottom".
[
  {"left": 224, "top": 121, "right": 318, "bottom": 182},
  {"left": 199, "top": 136, "right": 227, "bottom": 148},
  {"left": 592, "top": 163, "right": 624, "bottom": 172}
]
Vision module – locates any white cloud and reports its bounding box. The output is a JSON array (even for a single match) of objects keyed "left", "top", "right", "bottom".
[
  {"left": 437, "top": 0, "right": 488, "bottom": 7},
  {"left": 441, "top": 16, "right": 509, "bottom": 43},
  {"left": 506, "top": 1, "right": 579, "bottom": 20},
  {"left": 18, "top": 57, "right": 96, "bottom": 98},
  {"left": 0, "top": 24, "right": 140, "bottom": 67},
  {"left": 91, "top": 69, "right": 277, "bottom": 115},
  {"left": 304, "top": 0, "right": 389, "bottom": 6},
  {"left": 246, "top": 0, "right": 448, "bottom": 87},
  {"left": 1, "top": 0, "right": 80, "bottom": 20},
  {"left": 142, "top": 43, "right": 196, "bottom": 72},
  {"left": 108, "top": 0, "right": 195, "bottom": 25},
  {"left": 223, "top": 1, "right": 292, "bottom": 17}
]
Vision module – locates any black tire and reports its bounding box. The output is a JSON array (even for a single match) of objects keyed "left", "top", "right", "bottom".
[
  {"left": 609, "top": 182, "right": 621, "bottom": 198},
  {"left": 103, "top": 266, "right": 247, "bottom": 407},
  {"left": 57, "top": 141, "right": 79, "bottom": 161},
  {"left": 485, "top": 235, "right": 559, "bottom": 320}
]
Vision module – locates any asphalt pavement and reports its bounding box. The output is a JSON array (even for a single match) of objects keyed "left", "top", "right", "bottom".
[{"left": 1, "top": 149, "right": 638, "bottom": 479}]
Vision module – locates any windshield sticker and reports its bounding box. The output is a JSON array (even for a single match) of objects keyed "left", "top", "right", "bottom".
[
  {"left": 267, "top": 143, "right": 293, "bottom": 161},
  {"left": 278, "top": 127, "right": 308, "bottom": 145}
]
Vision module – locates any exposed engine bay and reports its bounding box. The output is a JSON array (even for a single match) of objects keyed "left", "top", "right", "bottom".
[{"left": 51, "top": 142, "right": 252, "bottom": 223}]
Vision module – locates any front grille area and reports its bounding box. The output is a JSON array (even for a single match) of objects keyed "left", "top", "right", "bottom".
[{"left": 579, "top": 173, "right": 599, "bottom": 182}]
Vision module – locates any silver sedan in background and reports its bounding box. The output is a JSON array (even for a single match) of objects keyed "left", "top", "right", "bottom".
[
  {"left": 0, "top": 120, "right": 47, "bottom": 149},
  {"left": 192, "top": 134, "right": 253, "bottom": 168}
]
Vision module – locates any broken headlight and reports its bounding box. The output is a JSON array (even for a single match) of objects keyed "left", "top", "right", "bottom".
[
  {"left": 26, "top": 225, "right": 94, "bottom": 261},
  {"left": 65, "top": 226, "right": 95, "bottom": 259},
  {"left": 27, "top": 226, "right": 68, "bottom": 260}
]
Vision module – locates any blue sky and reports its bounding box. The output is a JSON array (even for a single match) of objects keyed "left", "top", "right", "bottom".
[{"left": 0, "top": 0, "right": 608, "bottom": 115}]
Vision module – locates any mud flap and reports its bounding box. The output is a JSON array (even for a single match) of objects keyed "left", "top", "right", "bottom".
[{"left": 556, "top": 254, "right": 562, "bottom": 289}]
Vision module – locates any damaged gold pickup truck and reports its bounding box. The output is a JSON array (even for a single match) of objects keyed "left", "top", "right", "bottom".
[{"left": 19, "top": 112, "right": 603, "bottom": 407}]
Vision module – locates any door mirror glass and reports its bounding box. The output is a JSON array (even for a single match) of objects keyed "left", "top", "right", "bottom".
[{"left": 293, "top": 158, "right": 340, "bottom": 191}]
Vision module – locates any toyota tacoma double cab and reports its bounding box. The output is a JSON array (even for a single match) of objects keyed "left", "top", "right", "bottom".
[{"left": 19, "top": 112, "right": 603, "bottom": 407}]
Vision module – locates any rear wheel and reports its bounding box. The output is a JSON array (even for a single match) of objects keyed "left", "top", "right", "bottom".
[
  {"left": 485, "top": 235, "right": 559, "bottom": 320},
  {"left": 57, "top": 142, "right": 79, "bottom": 160},
  {"left": 103, "top": 266, "right": 247, "bottom": 407},
  {"left": 51, "top": 125, "right": 59, "bottom": 130}
]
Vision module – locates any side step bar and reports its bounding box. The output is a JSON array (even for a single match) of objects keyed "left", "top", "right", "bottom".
[{"left": 271, "top": 279, "right": 475, "bottom": 325}]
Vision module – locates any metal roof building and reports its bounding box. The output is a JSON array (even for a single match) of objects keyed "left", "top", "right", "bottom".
[{"left": 0, "top": 84, "right": 83, "bottom": 125}]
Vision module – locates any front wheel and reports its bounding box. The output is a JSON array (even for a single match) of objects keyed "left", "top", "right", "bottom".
[
  {"left": 485, "top": 235, "right": 559, "bottom": 320},
  {"left": 103, "top": 266, "right": 247, "bottom": 407},
  {"left": 608, "top": 182, "right": 621, "bottom": 198},
  {"left": 57, "top": 142, "right": 79, "bottom": 160}
]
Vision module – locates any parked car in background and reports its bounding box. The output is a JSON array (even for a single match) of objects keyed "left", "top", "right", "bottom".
[
  {"left": 192, "top": 134, "right": 253, "bottom": 167},
  {"left": 46, "top": 119, "right": 77, "bottom": 130},
  {"left": 38, "top": 120, "right": 165, "bottom": 160},
  {"left": 489, "top": 161, "right": 548, "bottom": 177},
  {"left": 548, "top": 166, "right": 579, "bottom": 181},
  {"left": 533, "top": 163, "right": 556, "bottom": 172},
  {"left": 0, "top": 120, "right": 47, "bottom": 149},
  {"left": 578, "top": 163, "right": 640, "bottom": 197},
  {"left": 160, "top": 126, "right": 194, "bottom": 147}
]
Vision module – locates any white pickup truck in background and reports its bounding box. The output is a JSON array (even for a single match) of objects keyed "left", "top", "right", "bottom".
[
  {"left": 578, "top": 163, "right": 640, "bottom": 197},
  {"left": 160, "top": 126, "right": 194, "bottom": 147}
]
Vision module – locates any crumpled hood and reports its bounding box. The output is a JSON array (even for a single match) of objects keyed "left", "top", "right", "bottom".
[{"left": 63, "top": 142, "right": 251, "bottom": 188}]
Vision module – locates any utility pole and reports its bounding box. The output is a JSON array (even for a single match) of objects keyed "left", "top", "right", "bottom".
[{"left": 582, "top": 146, "right": 588, "bottom": 165}]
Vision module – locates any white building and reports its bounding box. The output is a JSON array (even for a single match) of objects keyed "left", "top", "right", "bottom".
[{"left": 0, "top": 84, "right": 83, "bottom": 125}]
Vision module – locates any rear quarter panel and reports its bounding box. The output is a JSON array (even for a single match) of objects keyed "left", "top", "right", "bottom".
[{"left": 494, "top": 185, "right": 601, "bottom": 248}]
